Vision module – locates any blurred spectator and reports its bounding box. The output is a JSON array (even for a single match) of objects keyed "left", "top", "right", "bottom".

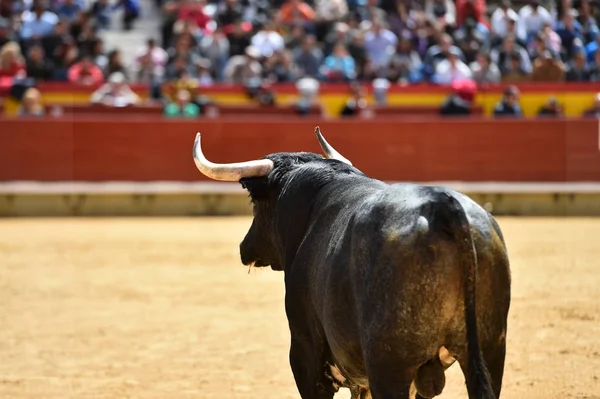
[
  {"left": 541, "top": 23, "right": 563, "bottom": 56},
  {"left": 163, "top": 88, "right": 200, "bottom": 117},
  {"left": 517, "top": 0, "right": 552, "bottom": 41},
  {"left": 537, "top": 96, "right": 563, "bottom": 117},
  {"left": 176, "top": 0, "right": 211, "bottom": 35},
  {"left": 582, "top": 92, "right": 600, "bottom": 117},
  {"left": 293, "top": 34, "right": 323, "bottom": 77},
  {"left": 223, "top": 45, "right": 262, "bottom": 83},
  {"left": 585, "top": 34, "right": 600, "bottom": 63},
  {"left": 433, "top": 49, "right": 472, "bottom": 85},
  {"left": 439, "top": 79, "right": 477, "bottom": 116},
  {"left": 278, "top": 0, "right": 316, "bottom": 28},
  {"left": 470, "top": 52, "right": 501, "bottom": 84},
  {"left": 0, "top": 18, "right": 11, "bottom": 48},
  {"left": 199, "top": 27, "right": 229, "bottom": 80},
  {"left": 20, "top": 0, "right": 59, "bottom": 40},
  {"left": 531, "top": 50, "right": 565, "bottom": 82},
  {"left": 425, "top": 0, "right": 456, "bottom": 28},
  {"left": 113, "top": 0, "right": 140, "bottom": 30},
  {"left": 423, "top": 34, "right": 466, "bottom": 77},
  {"left": 263, "top": 50, "right": 299, "bottom": 82},
  {"left": 501, "top": 52, "right": 530, "bottom": 83},
  {"left": 295, "top": 76, "right": 319, "bottom": 114},
  {"left": 590, "top": 50, "right": 600, "bottom": 80},
  {"left": 90, "top": 0, "right": 112, "bottom": 30},
  {"left": 357, "top": 0, "right": 387, "bottom": 23},
  {"left": 454, "top": 18, "right": 487, "bottom": 64},
  {"left": 215, "top": 0, "right": 244, "bottom": 33},
  {"left": 26, "top": 44, "right": 53, "bottom": 80},
  {"left": 491, "top": 0, "right": 520, "bottom": 39},
  {"left": 90, "top": 71, "right": 140, "bottom": 106},
  {"left": 387, "top": 37, "right": 423, "bottom": 83},
  {"left": 17, "top": 87, "right": 45, "bottom": 117},
  {"left": 132, "top": 38, "right": 167, "bottom": 83},
  {"left": 339, "top": 83, "right": 367, "bottom": 117},
  {"left": 251, "top": 21, "right": 285, "bottom": 57},
  {"left": 491, "top": 35, "right": 532, "bottom": 74},
  {"left": 68, "top": 55, "right": 104, "bottom": 84},
  {"left": 56, "top": 0, "right": 84, "bottom": 22},
  {"left": 320, "top": 42, "right": 356, "bottom": 81},
  {"left": 0, "top": 41, "right": 26, "bottom": 79},
  {"left": 555, "top": 9, "right": 583, "bottom": 60},
  {"left": 162, "top": 69, "right": 199, "bottom": 102},
  {"left": 577, "top": 1, "right": 599, "bottom": 44},
  {"left": 566, "top": 50, "right": 591, "bottom": 81},
  {"left": 363, "top": 19, "right": 397, "bottom": 74},
  {"left": 439, "top": 91, "right": 471, "bottom": 116},
  {"left": 197, "top": 59, "right": 213, "bottom": 86},
  {"left": 105, "top": 49, "right": 128, "bottom": 79},
  {"left": 493, "top": 85, "right": 522, "bottom": 117},
  {"left": 90, "top": 38, "right": 108, "bottom": 70},
  {"left": 314, "top": 0, "right": 348, "bottom": 41},
  {"left": 227, "top": 20, "right": 252, "bottom": 57}
]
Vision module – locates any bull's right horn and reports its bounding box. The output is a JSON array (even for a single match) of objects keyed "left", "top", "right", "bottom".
[
  {"left": 314, "top": 126, "right": 353, "bottom": 166},
  {"left": 193, "top": 133, "right": 274, "bottom": 181}
]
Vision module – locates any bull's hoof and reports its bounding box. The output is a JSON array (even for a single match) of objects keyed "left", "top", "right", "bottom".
[{"left": 414, "top": 358, "right": 446, "bottom": 398}]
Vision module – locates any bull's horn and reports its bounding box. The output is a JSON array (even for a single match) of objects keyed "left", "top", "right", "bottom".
[
  {"left": 193, "top": 133, "right": 274, "bottom": 181},
  {"left": 314, "top": 126, "right": 352, "bottom": 166}
]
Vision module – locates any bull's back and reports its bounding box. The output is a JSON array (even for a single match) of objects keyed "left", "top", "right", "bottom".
[{"left": 319, "top": 184, "right": 509, "bottom": 379}]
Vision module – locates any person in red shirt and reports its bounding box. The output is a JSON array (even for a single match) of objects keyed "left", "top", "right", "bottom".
[
  {"left": 68, "top": 55, "right": 105, "bottom": 85},
  {"left": 177, "top": 0, "right": 212, "bottom": 34},
  {"left": 0, "top": 41, "right": 26, "bottom": 79}
]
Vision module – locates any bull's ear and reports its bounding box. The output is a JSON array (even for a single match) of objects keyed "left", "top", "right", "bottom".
[{"left": 240, "top": 177, "right": 270, "bottom": 202}]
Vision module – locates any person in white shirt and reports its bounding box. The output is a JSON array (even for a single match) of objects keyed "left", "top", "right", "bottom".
[
  {"left": 517, "top": 0, "right": 552, "bottom": 41},
  {"left": 491, "top": 0, "right": 520, "bottom": 39},
  {"left": 250, "top": 21, "right": 285, "bottom": 58},
  {"left": 90, "top": 72, "right": 140, "bottom": 107},
  {"left": 434, "top": 50, "right": 472, "bottom": 85}
]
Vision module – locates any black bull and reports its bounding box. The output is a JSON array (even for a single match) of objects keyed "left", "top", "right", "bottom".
[{"left": 194, "top": 132, "right": 511, "bottom": 399}]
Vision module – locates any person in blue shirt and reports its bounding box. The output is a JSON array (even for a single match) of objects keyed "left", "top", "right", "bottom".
[
  {"left": 19, "top": 0, "right": 58, "bottom": 40},
  {"left": 56, "top": 0, "right": 84, "bottom": 22},
  {"left": 111, "top": 0, "right": 141, "bottom": 31},
  {"left": 555, "top": 10, "right": 583, "bottom": 60},
  {"left": 320, "top": 43, "right": 357, "bottom": 82}
]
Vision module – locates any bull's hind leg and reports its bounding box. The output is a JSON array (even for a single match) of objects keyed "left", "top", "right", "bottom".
[
  {"left": 456, "top": 336, "right": 507, "bottom": 399},
  {"left": 289, "top": 336, "right": 336, "bottom": 399}
]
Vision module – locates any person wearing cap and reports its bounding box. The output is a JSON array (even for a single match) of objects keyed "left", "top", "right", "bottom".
[
  {"left": 90, "top": 71, "right": 140, "bottom": 106},
  {"left": 493, "top": 85, "right": 523, "bottom": 117}
]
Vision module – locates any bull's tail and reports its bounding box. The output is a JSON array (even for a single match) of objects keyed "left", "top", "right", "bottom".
[{"left": 437, "top": 192, "right": 495, "bottom": 399}]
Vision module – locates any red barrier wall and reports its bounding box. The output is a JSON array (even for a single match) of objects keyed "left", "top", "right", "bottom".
[{"left": 1, "top": 117, "right": 599, "bottom": 182}]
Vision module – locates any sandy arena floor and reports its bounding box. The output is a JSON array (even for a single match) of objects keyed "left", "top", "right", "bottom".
[{"left": 1, "top": 217, "right": 599, "bottom": 399}]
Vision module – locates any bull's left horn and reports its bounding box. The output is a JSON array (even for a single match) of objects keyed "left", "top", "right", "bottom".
[
  {"left": 193, "top": 133, "right": 274, "bottom": 181},
  {"left": 314, "top": 126, "right": 352, "bottom": 166}
]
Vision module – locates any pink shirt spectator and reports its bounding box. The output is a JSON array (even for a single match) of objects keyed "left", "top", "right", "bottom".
[{"left": 68, "top": 58, "right": 104, "bottom": 85}]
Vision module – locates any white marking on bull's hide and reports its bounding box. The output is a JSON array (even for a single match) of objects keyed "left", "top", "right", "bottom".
[
  {"left": 416, "top": 216, "right": 429, "bottom": 234},
  {"left": 439, "top": 346, "right": 456, "bottom": 367},
  {"left": 330, "top": 364, "right": 347, "bottom": 384}
]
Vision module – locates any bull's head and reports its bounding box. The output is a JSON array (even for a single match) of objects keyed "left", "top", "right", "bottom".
[{"left": 192, "top": 127, "right": 353, "bottom": 271}]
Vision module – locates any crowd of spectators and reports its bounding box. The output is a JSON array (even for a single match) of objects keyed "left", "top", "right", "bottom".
[{"left": 3, "top": 0, "right": 600, "bottom": 91}]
